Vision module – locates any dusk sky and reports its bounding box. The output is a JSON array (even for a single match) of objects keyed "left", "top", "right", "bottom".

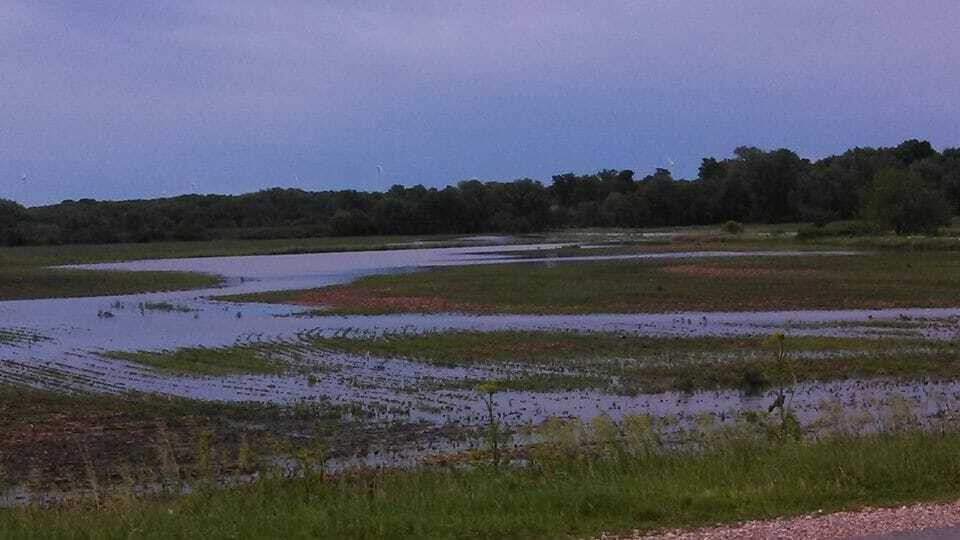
[{"left": 2, "top": 1, "right": 959, "bottom": 206}]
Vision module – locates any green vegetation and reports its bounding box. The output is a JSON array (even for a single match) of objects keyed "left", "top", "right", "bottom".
[
  {"left": 99, "top": 345, "right": 293, "bottom": 376},
  {"left": 233, "top": 251, "right": 960, "bottom": 314},
  {"left": 3, "top": 139, "right": 959, "bottom": 245},
  {"left": 137, "top": 301, "right": 196, "bottom": 313},
  {"left": 0, "top": 266, "right": 220, "bottom": 302},
  {"left": 5, "top": 429, "right": 960, "bottom": 539},
  {"left": 311, "top": 331, "right": 960, "bottom": 394}
]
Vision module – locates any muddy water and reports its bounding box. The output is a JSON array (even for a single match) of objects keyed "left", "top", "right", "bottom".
[{"left": 1, "top": 243, "right": 958, "bottom": 428}]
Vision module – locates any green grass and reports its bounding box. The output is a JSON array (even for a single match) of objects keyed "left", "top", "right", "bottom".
[
  {"left": 310, "top": 331, "right": 960, "bottom": 394},
  {"left": 231, "top": 251, "right": 960, "bottom": 314},
  {"left": 99, "top": 345, "right": 291, "bottom": 376},
  {"left": 5, "top": 431, "right": 960, "bottom": 539}
]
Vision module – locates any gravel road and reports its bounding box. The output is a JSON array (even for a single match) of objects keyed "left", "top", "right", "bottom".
[{"left": 595, "top": 499, "right": 960, "bottom": 539}]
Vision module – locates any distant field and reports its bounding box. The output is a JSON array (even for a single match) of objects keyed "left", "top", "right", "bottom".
[
  {"left": 0, "top": 234, "right": 507, "bottom": 301},
  {"left": 227, "top": 251, "right": 960, "bottom": 314},
  {"left": 6, "top": 223, "right": 960, "bottom": 302},
  {"left": 0, "top": 233, "right": 497, "bottom": 267}
]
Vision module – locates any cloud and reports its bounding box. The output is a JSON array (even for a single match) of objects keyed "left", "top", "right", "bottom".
[{"left": 1, "top": 1, "right": 958, "bottom": 205}]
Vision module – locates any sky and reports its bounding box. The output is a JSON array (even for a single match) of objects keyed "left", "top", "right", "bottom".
[{"left": 1, "top": 1, "right": 958, "bottom": 206}]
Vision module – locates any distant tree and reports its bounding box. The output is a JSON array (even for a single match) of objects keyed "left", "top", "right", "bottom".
[
  {"left": 601, "top": 192, "right": 648, "bottom": 228},
  {"left": 372, "top": 197, "right": 415, "bottom": 235},
  {"left": 328, "top": 209, "right": 374, "bottom": 236},
  {"left": 865, "top": 169, "right": 952, "bottom": 235},
  {"left": 640, "top": 169, "right": 680, "bottom": 226},
  {"left": 0, "top": 199, "right": 31, "bottom": 245},
  {"left": 729, "top": 148, "right": 806, "bottom": 223},
  {"left": 0, "top": 199, "right": 29, "bottom": 227},
  {"left": 894, "top": 139, "right": 936, "bottom": 166},
  {"left": 697, "top": 157, "right": 724, "bottom": 182}
]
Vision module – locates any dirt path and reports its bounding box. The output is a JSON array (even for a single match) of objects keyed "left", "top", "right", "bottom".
[{"left": 599, "top": 499, "right": 960, "bottom": 539}]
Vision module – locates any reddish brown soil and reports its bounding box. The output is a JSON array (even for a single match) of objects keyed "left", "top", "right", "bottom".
[
  {"left": 291, "top": 286, "right": 490, "bottom": 313},
  {"left": 660, "top": 264, "right": 819, "bottom": 279},
  {"left": 0, "top": 392, "right": 468, "bottom": 497},
  {"left": 0, "top": 402, "right": 221, "bottom": 485}
]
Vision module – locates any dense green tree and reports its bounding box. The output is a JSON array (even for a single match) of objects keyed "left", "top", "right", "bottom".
[
  {"left": 865, "top": 169, "right": 952, "bottom": 235},
  {"left": 894, "top": 139, "right": 937, "bottom": 165}
]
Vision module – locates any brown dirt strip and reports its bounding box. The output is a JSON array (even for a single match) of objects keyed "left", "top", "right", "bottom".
[
  {"left": 595, "top": 499, "right": 960, "bottom": 539},
  {"left": 292, "top": 286, "right": 490, "bottom": 313},
  {"left": 660, "top": 264, "right": 819, "bottom": 278}
]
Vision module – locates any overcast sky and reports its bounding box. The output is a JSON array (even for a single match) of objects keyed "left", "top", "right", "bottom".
[{"left": 2, "top": 1, "right": 958, "bottom": 206}]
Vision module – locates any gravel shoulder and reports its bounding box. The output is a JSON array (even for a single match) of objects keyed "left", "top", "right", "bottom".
[{"left": 601, "top": 499, "right": 960, "bottom": 540}]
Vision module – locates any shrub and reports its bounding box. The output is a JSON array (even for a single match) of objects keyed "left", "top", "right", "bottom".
[
  {"left": 721, "top": 220, "right": 744, "bottom": 235},
  {"left": 796, "top": 220, "right": 883, "bottom": 240}
]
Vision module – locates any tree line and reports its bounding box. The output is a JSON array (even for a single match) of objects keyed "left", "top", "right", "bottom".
[{"left": 1, "top": 139, "right": 957, "bottom": 246}]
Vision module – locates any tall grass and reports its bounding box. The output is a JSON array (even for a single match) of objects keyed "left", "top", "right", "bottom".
[{"left": 4, "top": 429, "right": 960, "bottom": 539}]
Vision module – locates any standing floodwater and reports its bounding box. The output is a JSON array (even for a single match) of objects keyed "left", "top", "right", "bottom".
[{"left": 1, "top": 243, "right": 957, "bottom": 427}]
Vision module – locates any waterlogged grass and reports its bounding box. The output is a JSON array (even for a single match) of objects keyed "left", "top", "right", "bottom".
[
  {"left": 0, "top": 384, "right": 349, "bottom": 491},
  {"left": 234, "top": 251, "right": 960, "bottom": 314},
  {"left": 0, "top": 267, "right": 221, "bottom": 302},
  {"left": 100, "top": 346, "right": 289, "bottom": 376},
  {"left": 311, "top": 331, "right": 908, "bottom": 363},
  {"left": 311, "top": 332, "right": 960, "bottom": 394},
  {"left": 5, "top": 431, "right": 960, "bottom": 538},
  {"left": 137, "top": 301, "right": 197, "bottom": 313},
  {"left": 0, "top": 328, "right": 47, "bottom": 345}
]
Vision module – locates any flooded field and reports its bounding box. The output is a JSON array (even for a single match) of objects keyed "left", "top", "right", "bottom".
[
  {"left": 2, "top": 242, "right": 960, "bottom": 535},
  {"left": 1, "top": 243, "right": 958, "bottom": 432}
]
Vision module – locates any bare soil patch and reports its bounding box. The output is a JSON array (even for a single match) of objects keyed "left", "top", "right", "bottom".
[
  {"left": 660, "top": 264, "right": 819, "bottom": 279},
  {"left": 291, "top": 286, "right": 490, "bottom": 313}
]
